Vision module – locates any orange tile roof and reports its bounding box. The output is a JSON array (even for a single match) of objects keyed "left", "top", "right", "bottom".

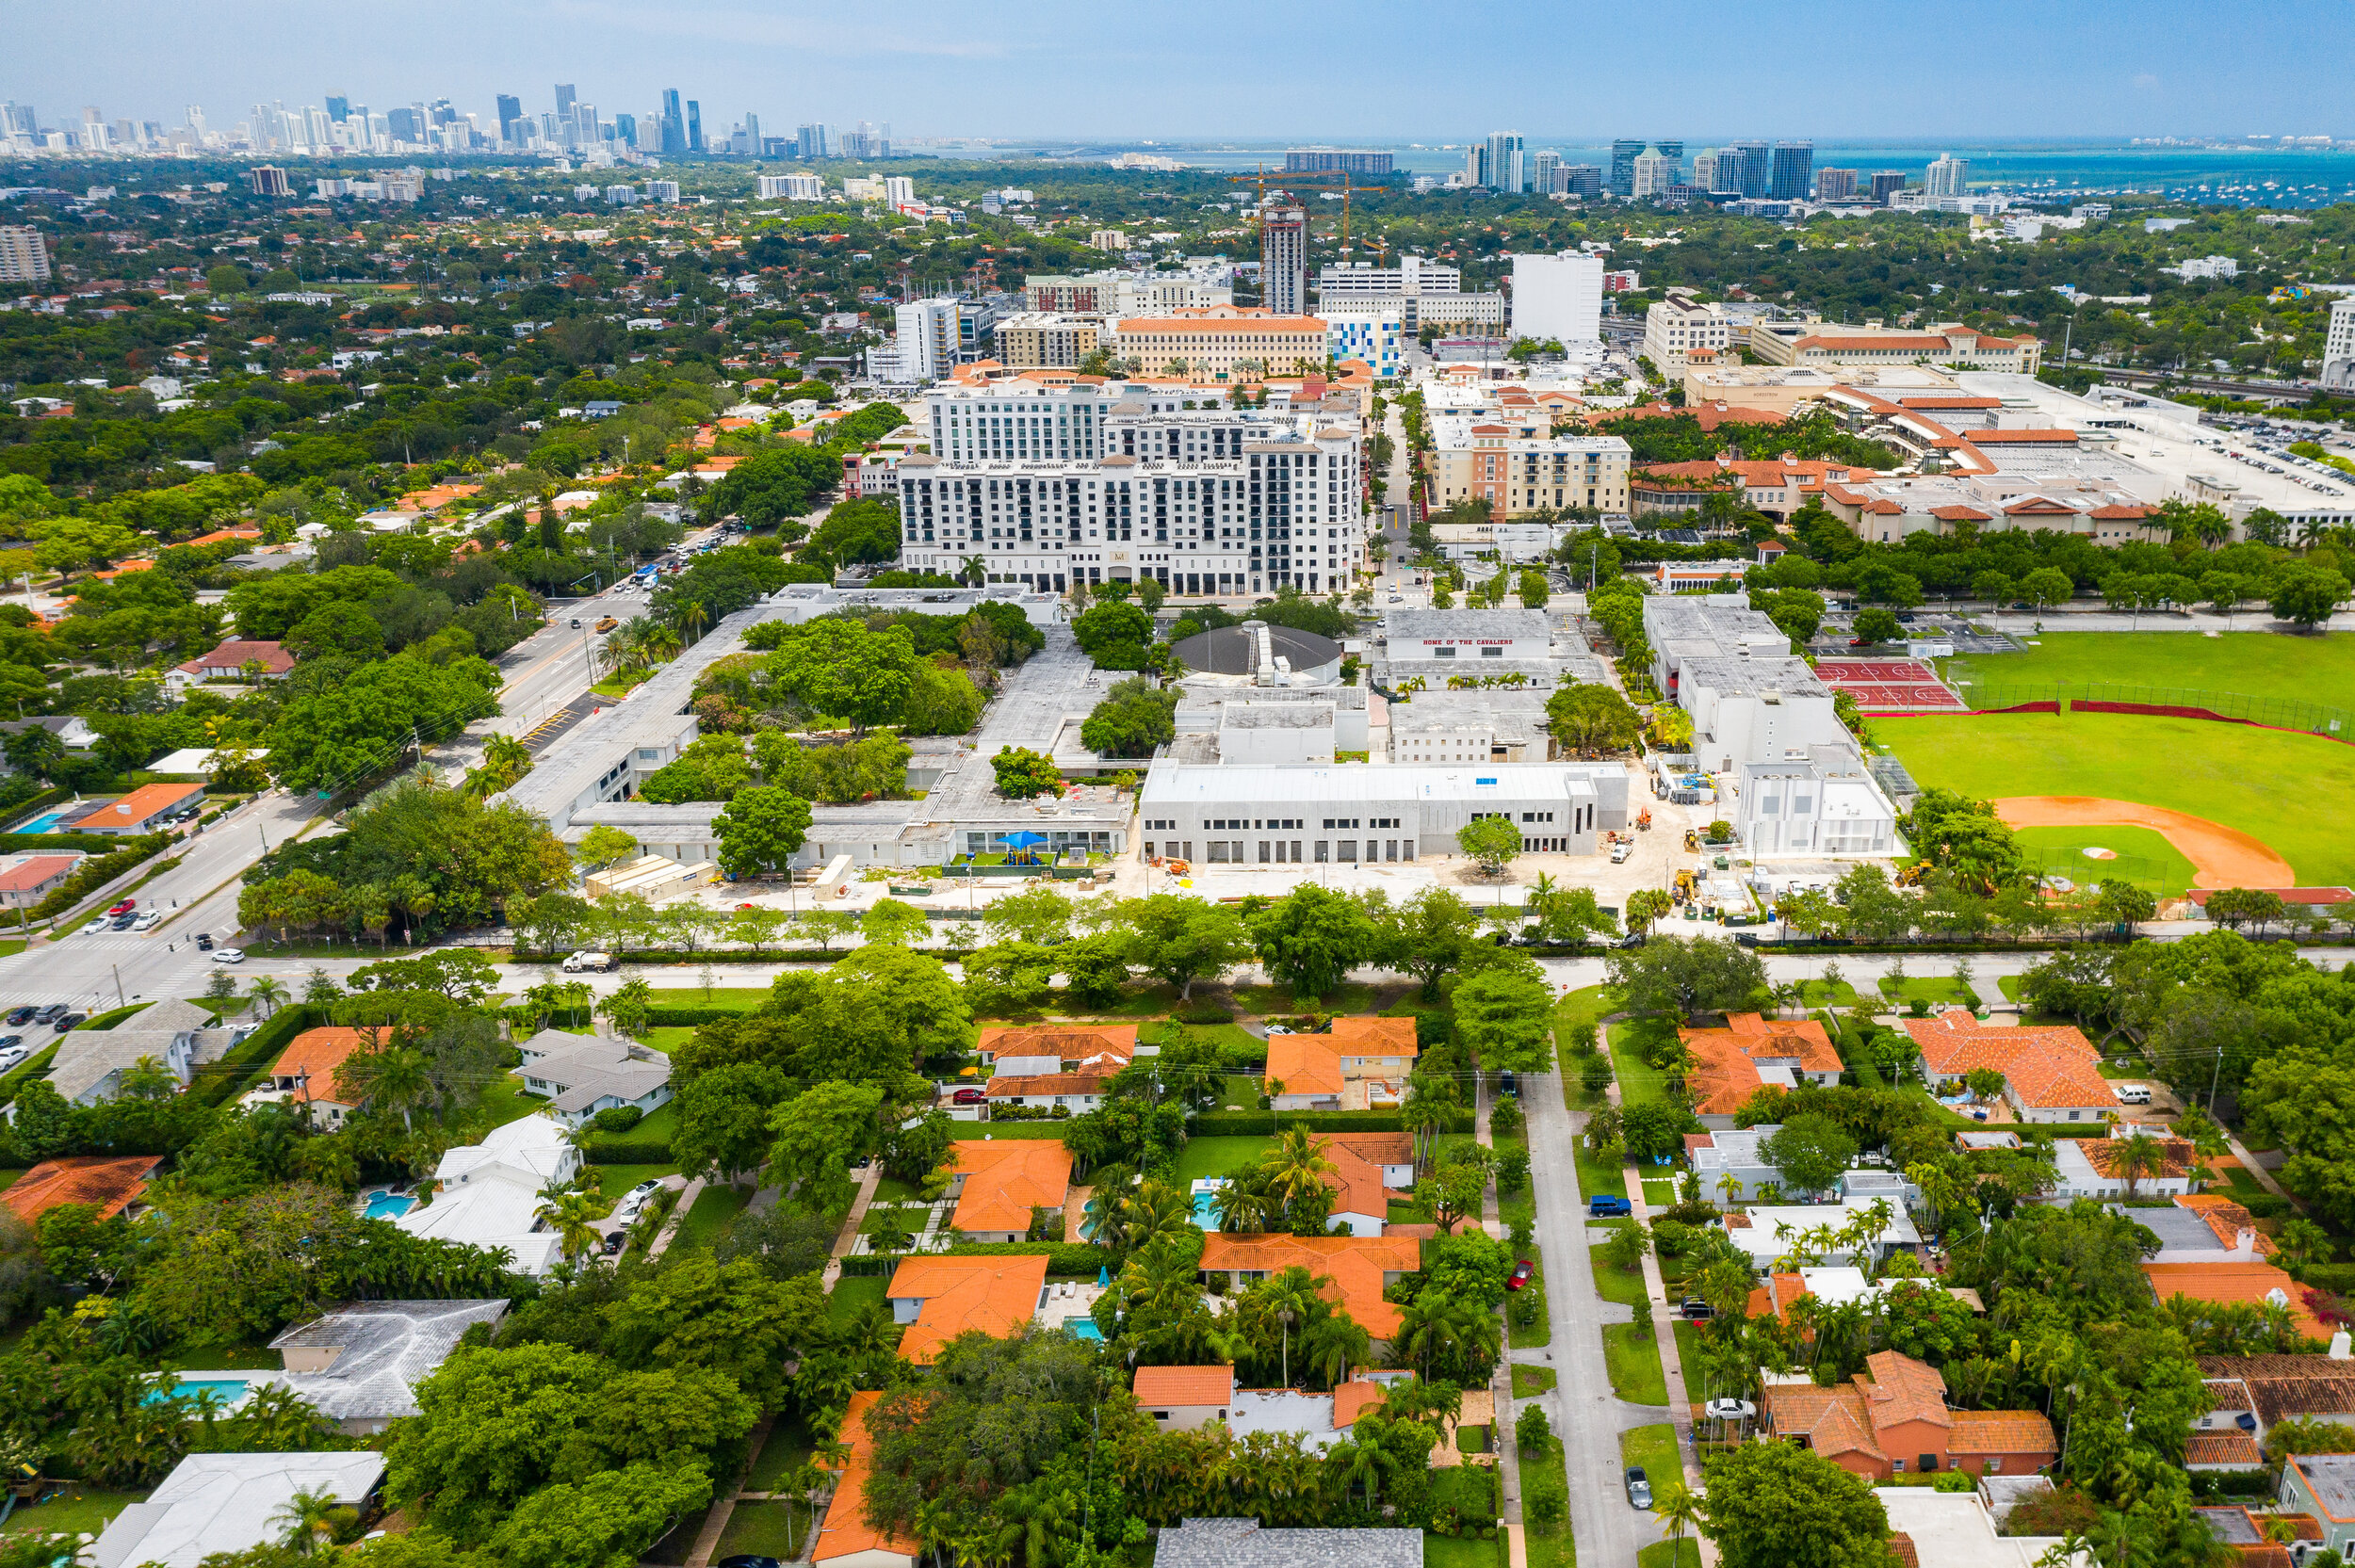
[
  {"left": 1333, "top": 1381, "right": 1389, "bottom": 1429},
  {"left": 1197, "top": 1233, "right": 1421, "bottom": 1340},
  {"left": 886, "top": 1254, "right": 1049, "bottom": 1365},
  {"left": 1948, "top": 1408, "right": 2058, "bottom": 1454},
  {"left": 2187, "top": 1431, "right": 2266, "bottom": 1467},
  {"left": 1680, "top": 1012, "right": 1842, "bottom": 1115},
  {"left": 2076, "top": 1136, "right": 2194, "bottom": 1181},
  {"left": 1765, "top": 1382, "right": 1885, "bottom": 1463},
  {"left": 1859, "top": 1350, "right": 1951, "bottom": 1432},
  {"left": 1326, "top": 1133, "right": 1415, "bottom": 1168},
  {"left": 2, "top": 1155, "right": 159, "bottom": 1223},
  {"left": 1905, "top": 1011, "right": 2118, "bottom": 1110},
  {"left": 1132, "top": 1366, "right": 1234, "bottom": 1408},
  {"left": 1324, "top": 1140, "right": 1401, "bottom": 1220},
  {"left": 984, "top": 1071, "right": 1113, "bottom": 1099},
  {"left": 1265, "top": 1034, "right": 1346, "bottom": 1097},
  {"left": 813, "top": 1391, "right": 919, "bottom": 1565},
  {"left": 1325, "top": 1017, "right": 1421, "bottom": 1058},
  {"left": 975, "top": 1023, "right": 1139, "bottom": 1065},
  {"left": 2145, "top": 1262, "right": 2330, "bottom": 1339},
  {"left": 1888, "top": 1533, "right": 1920, "bottom": 1568},
  {"left": 949, "top": 1140, "right": 1072, "bottom": 1234},
  {"left": 272, "top": 1026, "right": 373, "bottom": 1106},
  {"left": 87, "top": 781, "right": 207, "bottom": 823}
]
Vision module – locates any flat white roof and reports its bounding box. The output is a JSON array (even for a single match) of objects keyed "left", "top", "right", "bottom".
[{"left": 89, "top": 1453, "right": 387, "bottom": 1568}]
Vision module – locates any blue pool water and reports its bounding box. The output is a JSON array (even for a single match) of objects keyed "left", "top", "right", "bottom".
[
  {"left": 1064, "top": 1317, "right": 1104, "bottom": 1341},
  {"left": 363, "top": 1192, "right": 416, "bottom": 1220},
  {"left": 1191, "top": 1192, "right": 1220, "bottom": 1227},
  {"left": 11, "top": 810, "right": 69, "bottom": 834},
  {"left": 146, "top": 1377, "right": 251, "bottom": 1406}
]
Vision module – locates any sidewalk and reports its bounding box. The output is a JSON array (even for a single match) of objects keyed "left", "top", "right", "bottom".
[
  {"left": 822, "top": 1165, "right": 883, "bottom": 1289},
  {"left": 1624, "top": 1163, "right": 1719, "bottom": 1568}
]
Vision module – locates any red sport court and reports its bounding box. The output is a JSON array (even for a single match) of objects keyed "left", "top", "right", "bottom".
[{"left": 1812, "top": 658, "right": 1966, "bottom": 713}]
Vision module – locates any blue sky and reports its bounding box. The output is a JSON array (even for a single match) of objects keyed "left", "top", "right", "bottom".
[{"left": 11, "top": 0, "right": 2355, "bottom": 142}]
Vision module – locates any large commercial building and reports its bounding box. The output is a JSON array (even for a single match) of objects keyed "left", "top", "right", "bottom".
[
  {"left": 755, "top": 172, "right": 821, "bottom": 200},
  {"left": 1260, "top": 204, "right": 1307, "bottom": 315},
  {"left": 1105, "top": 307, "right": 1328, "bottom": 380},
  {"left": 1427, "top": 412, "right": 1632, "bottom": 516},
  {"left": 1323, "top": 305, "right": 1403, "bottom": 378},
  {"left": 1508, "top": 251, "right": 1603, "bottom": 344},
  {"left": 1643, "top": 288, "right": 1732, "bottom": 372},
  {"left": 1023, "top": 271, "right": 1232, "bottom": 315},
  {"left": 1747, "top": 319, "right": 2040, "bottom": 373},
  {"left": 899, "top": 382, "right": 1364, "bottom": 595},
  {"left": 1610, "top": 139, "right": 1682, "bottom": 197},
  {"left": 1286, "top": 149, "right": 1393, "bottom": 175},
  {"left": 0, "top": 226, "right": 50, "bottom": 283},
  {"left": 1925, "top": 154, "right": 1970, "bottom": 198},
  {"left": 869, "top": 297, "right": 998, "bottom": 384},
  {"left": 2325, "top": 298, "right": 2355, "bottom": 392},
  {"left": 993, "top": 312, "right": 1101, "bottom": 369}
]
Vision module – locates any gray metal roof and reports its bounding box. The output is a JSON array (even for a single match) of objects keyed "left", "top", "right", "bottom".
[
  {"left": 89, "top": 1452, "right": 387, "bottom": 1568},
  {"left": 1141, "top": 760, "right": 1621, "bottom": 806},
  {"left": 1169, "top": 622, "right": 1342, "bottom": 676},
  {"left": 1155, "top": 1520, "right": 1422, "bottom": 1568},
  {"left": 266, "top": 1300, "right": 510, "bottom": 1420},
  {"left": 1384, "top": 607, "right": 1551, "bottom": 640}
]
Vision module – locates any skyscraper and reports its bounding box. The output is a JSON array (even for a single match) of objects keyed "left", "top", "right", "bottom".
[
  {"left": 797, "top": 122, "right": 831, "bottom": 159},
  {"left": 1727, "top": 140, "right": 1770, "bottom": 198},
  {"left": 613, "top": 112, "right": 636, "bottom": 146},
  {"left": 1814, "top": 167, "right": 1859, "bottom": 202},
  {"left": 1869, "top": 170, "right": 1908, "bottom": 206},
  {"left": 1769, "top": 141, "right": 1813, "bottom": 201},
  {"left": 495, "top": 93, "right": 522, "bottom": 142},
  {"left": 742, "top": 113, "right": 760, "bottom": 154},
  {"left": 687, "top": 101, "right": 704, "bottom": 153},
  {"left": 1925, "top": 154, "right": 1968, "bottom": 198},
  {"left": 553, "top": 84, "right": 577, "bottom": 122},
  {"left": 1261, "top": 205, "right": 1307, "bottom": 315},
  {"left": 1609, "top": 139, "right": 1645, "bottom": 197},
  {"left": 1532, "top": 151, "right": 1560, "bottom": 196},
  {"left": 324, "top": 94, "right": 349, "bottom": 123},
  {"left": 1485, "top": 131, "right": 1525, "bottom": 193},
  {"left": 660, "top": 89, "right": 686, "bottom": 154},
  {"left": 1631, "top": 146, "right": 1680, "bottom": 199}
]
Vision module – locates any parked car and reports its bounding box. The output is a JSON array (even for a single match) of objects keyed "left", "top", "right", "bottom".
[
  {"left": 562, "top": 951, "right": 619, "bottom": 973},
  {"left": 132, "top": 912, "right": 161, "bottom": 931},
  {"left": 211, "top": 948, "right": 245, "bottom": 964},
  {"left": 1704, "top": 1398, "right": 1757, "bottom": 1421},
  {"left": 1499, "top": 1069, "right": 1519, "bottom": 1097},
  {"left": 1681, "top": 1298, "right": 1715, "bottom": 1320},
  {"left": 602, "top": 1231, "right": 626, "bottom": 1255},
  {"left": 107, "top": 899, "right": 137, "bottom": 916},
  {"left": 950, "top": 1087, "right": 987, "bottom": 1106},
  {"left": 1625, "top": 1467, "right": 1652, "bottom": 1510},
  {"left": 53, "top": 1013, "right": 85, "bottom": 1032},
  {"left": 1505, "top": 1259, "right": 1536, "bottom": 1292},
  {"left": 610, "top": 1178, "right": 666, "bottom": 1221},
  {"left": 718, "top": 1557, "right": 786, "bottom": 1568},
  {"left": 4, "top": 1007, "right": 32, "bottom": 1026},
  {"left": 1589, "top": 1195, "right": 1632, "bottom": 1218},
  {"left": 1265, "top": 1024, "right": 1293, "bottom": 1036}
]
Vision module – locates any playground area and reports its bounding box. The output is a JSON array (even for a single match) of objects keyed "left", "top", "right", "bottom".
[{"left": 1812, "top": 658, "right": 1966, "bottom": 713}]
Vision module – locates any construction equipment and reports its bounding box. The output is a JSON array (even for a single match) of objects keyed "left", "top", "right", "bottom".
[
  {"left": 1673, "top": 869, "right": 1699, "bottom": 904},
  {"left": 1683, "top": 830, "right": 1700, "bottom": 853},
  {"left": 1227, "top": 167, "right": 1364, "bottom": 250},
  {"left": 1636, "top": 809, "right": 1653, "bottom": 832}
]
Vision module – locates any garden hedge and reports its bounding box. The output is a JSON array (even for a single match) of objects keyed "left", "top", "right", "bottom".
[
  {"left": 196, "top": 1003, "right": 323, "bottom": 1107},
  {"left": 1187, "top": 1110, "right": 1473, "bottom": 1137}
]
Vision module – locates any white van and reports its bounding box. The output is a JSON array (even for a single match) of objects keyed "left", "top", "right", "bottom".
[
  {"left": 2117, "top": 1083, "right": 2152, "bottom": 1105},
  {"left": 561, "top": 951, "right": 619, "bottom": 973},
  {"left": 1610, "top": 842, "right": 1632, "bottom": 865}
]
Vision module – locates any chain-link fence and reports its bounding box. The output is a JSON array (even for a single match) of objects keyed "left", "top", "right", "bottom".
[{"left": 1957, "top": 682, "right": 2354, "bottom": 740}]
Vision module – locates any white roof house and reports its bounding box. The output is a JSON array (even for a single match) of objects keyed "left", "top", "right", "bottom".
[
  {"left": 264, "top": 1299, "right": 511, "bottom": 1433},
  {"left": 88, "top": 1452, "right": 387, "bottom": 1568},
  {"left": 1722, "top": 1197, "right": 1923, "bottom": 1272},
  {"left": 394, "top": 1113, "right": 578, "bottom": 1275},
  {"left": 513, "top": 1028, "right": 674, "bottom": 1128},
  {"left": 1873, "top": 1486, "right": 2087, "bottom": 1568}
]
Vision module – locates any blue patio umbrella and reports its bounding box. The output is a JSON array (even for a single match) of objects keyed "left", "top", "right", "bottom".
[{"left": 1096, "top": 1265, "right": 1112, "bottom": 1286}]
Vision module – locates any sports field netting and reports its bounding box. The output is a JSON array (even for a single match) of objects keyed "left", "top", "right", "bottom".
[{"left": 1956, "top": 682, "right": 2355, "bottom": 740}]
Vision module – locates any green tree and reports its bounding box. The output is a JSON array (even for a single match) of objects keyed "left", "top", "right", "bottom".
[
  {"left": 1545, "top": 683, "right": 1642, "bottom": 754},
  {"left": 1246, "top": 884, "right": 1379, "bottom": 1004},
  {"left": 1699, "top": 1441, "right": 1890, "bottom": 1568},
  {"left": 2268, "top": 564, "right": 2352, "bottom": 630},
  {"left": 1759, "top": 1113, "right": 1859, "bottom": 1197},
  {"left": 860, "top": 898, "right": 930, "bottom": 947},
  {"left": 765, "top": 1079, "right": 885, "bottom": 1214},
  {"left": 710, "top": 785, "right": 812, "bottom": 880},
  {"left": 1851, "top": 607, "right": 1903, "bottom": 646},
  {"left": 1382, "top": 887, "right": 1483, "bottom": 998},
  {"left": 1456, "top": 816, "right": 1522, "bottom": 877},
  {"left": 1454, "top": 965, "right": 1557, "bottom": 1075},
  {"left": 1079, "top": 676, "right": 1179, "bottom": 758},
  {"left": 1110, "top": 893, "right": 1251, "bottom": 1000},
  {"left": 989, "top": 746, "right": 1063, "bottom": 800},
  {"left": 2020, "top": 567, "right": 2075, "bottom": 615},
  {"left": 763, "top": 619, "right": 919, "bottom": 733},
  {"left": 576, "top": 825, "right": 640, "bottom": 872}
]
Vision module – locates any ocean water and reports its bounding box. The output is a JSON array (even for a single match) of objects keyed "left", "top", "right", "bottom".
[{"left": 929, "top": 138, "right": 2355, "bottom": 205}]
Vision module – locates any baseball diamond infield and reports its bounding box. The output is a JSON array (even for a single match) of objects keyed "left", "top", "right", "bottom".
[{"left": 1991, "top": 797, "right": 2295, "bottom": 890}]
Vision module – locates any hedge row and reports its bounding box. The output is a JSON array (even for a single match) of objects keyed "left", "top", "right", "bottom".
[
  {"left": 839, "top": 1239, "right": 1114, "bottom": 1279},
  {"left": 643, "top": 1004, "right": 762, "bottom": 1026},
  {"left": 2295, "top": 1263, "right": 2355, "bottom": 1294},
  {"left": 1187, "top": 1110, "right": 1473, "bottom": 1137},
  {"left": 196, "top": 1004, "right": 323, "bottom": 1107}
]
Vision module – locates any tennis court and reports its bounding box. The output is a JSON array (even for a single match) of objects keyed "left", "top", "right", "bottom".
[{"left": 1811, "top": 658, "right": 1966, "bottom": 713}]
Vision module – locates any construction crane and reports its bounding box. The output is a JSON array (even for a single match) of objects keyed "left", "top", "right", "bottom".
[{"left": 1226, "top": 165, "right": 1371, "bottom": 252}]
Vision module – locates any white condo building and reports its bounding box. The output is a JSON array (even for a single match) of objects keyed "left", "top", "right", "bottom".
[
  {"left": 1643, "top": 288, "right": 1731, "bottom": 373},
  {"left": 1509, "top": 252, "right": 1604, "bottom": 344},
  {"left": 899, "top": 380, "right": 1364, "bottom": 595},
  {"left": 2327, "top": 298, "right": 2355, "bottom": 392}
]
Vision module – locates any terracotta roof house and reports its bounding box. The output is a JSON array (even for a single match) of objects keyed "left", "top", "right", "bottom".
[
  {"left": 1905, "top": 1010, "right": 2120, "bottom": 1124},
  {"left": 1, "top": 1154, "right": 160, "bottom": 1224},
  {"left": 63, "top": 781, "right": 207, "bottom": 836},
  {"left": 1134, "top": 1365, "right": 1236, "bottom": 1431},
  {"left": 1679, "top": 1013, "right": 1843, "bottom": 1126},
  {"left": 2052, "top": 1129, "right": 2198, "bottom": 1200},
  {"left": 1762, "top": 1350, "right": 2055, "bottom": 1481},
  {"left": 948, "top": 1140, "right": 1072, "bottom": 1242},
  {"left": 1267, "top": 1017, "right": 1420, "bottom": 1112},
  {"left": 171, "top": 638, "right": 297, "bottom": 692},
  {"left": 255, "top": 1026, "right": 374, "bottom": 1126},
  {"left": 885, "top": 1254, "right": 1050, "bottom": 1365},
  {"left": 0, "top": 852, "right": 84, "bottom": 908},
  {"left": 984, "top": 1071, "right": 1113, "bottom": 1113},
  {"left": 1196, "top": 1233, "right": 1421, "bottom": 1342},
  {"left": 812, "top": 1390, "right": 919, "bottom": 1568},
  {"left": 2200, "top": 1354, "right": 2355, "bottom": 1447},
  {"left": 2144, "top": 1261, "right": 2331, "bottom": 1341},
  {"left": 1321, "top": 1137, "right": 1411, "bottom": 1237},
  {"left": 974, "top": 1022, "right": 1140, "bottom": 1068}
]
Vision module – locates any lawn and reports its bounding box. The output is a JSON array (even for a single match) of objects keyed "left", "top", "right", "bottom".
[
  {"left": 0, "top": 1487, "right": 147, "bottom": 1540},
  {"left": 1607, "top": 1018, "right": 1675, "bottom": 1108},
  {"left": 1174, "top": 1135, "right": 1276, "bottom": 1184},
  {"left": 1671, "top": 1321, "right": 1708, "bottom": 1408},
  {"left": 641, "top": 1026, "right": 698, "bottom": 1053},
  {"left": 1797, "top": 978, "right": 1863, "bottom": 1008},
  {"left": 1641, "top": 1177, "right": 1677, "bottom": 1209},
  {"left": 828, "top": 1275, "right": 887, "bottom": 1322},
  {"left": 1879, "top": 711, "right": 2355, "bottom": 888},
  {"left": 1943, "top": 630, "right": 2355, "bottom": 701},
  {"left": 1602, "top": 1322, "right": 1668, "bottom": 1405},
  {"left": 1589, "top": 1245, "right": 1648, "bottom": 1308},
  {"left": 1507, "top": 1245, "right": 1549, "bottom": 1350},
  {"left": 745, "top": 1414, "right": 815, "bottom": 1493},
  {"left": 1521, "top": 1435, "right": 1576, "bottom": 1568},
  {"left": 1619, "top": 1422, "right": 1681, "bottom": 1485},
  {"left": 0, "top": 1169, "right": 20, "bottom": 1194},
  {"left": 2010, "top": 823, "right": 2197, "bottom": 897},
  {"left": 1512, "top": 1366, "right": 1557, "bottom": 1397},
  {"left": 1637, "top": 1543, "right": 1701, "bottom": 1568},
  {"left": 714, "top": 1500, "right": 811, "bottom": 1560},
  {"left": 1577, "top": 1145, "right": 1630, "bottom": 1210},
  {"left": 1876, "top": 976, "right": 1981, "bottom": 1009},
  {"left": 673, "top": 1184, "right": 751, "bottom": 1248},
  {"left": 1421, "top": 1535, "right": 1497, "bottom": 1568},
  {"left": 474, "top": 1075, "right": 549, "bottom": 1131},
  {"left": 1230, "top": 980, "right": 1402, "bottom": 1017}
]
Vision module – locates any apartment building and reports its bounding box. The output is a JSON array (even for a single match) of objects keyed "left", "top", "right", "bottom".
[
  {"left": 1426, "top": 412, "right": 1632, "bottom": 516},
  {"left": 2325, "top": 298, "right": 2355, "bottom": 392},
  {"left": 1023, "top": 271, "right": 1232, "bottom": 315},
  {"left": 897, "top": 392, "right": 1363, "bottom": 595},
  {"left": 1323, "top": 305, "right": 1403, "bottom": 378},
  {"left": 1748, "top": 319, "right": 2041, "bottom": 373},
  {"left": 993, "top": 312, "right": 1101, "bottom": 369},
  {"left": 1643, "top": 289, "right": 1731, "bottom": 372},
  {"left": 755, "top": 172, "right": 821, "bottom": 200},
  {"left": 0, "top": 226, "right": 50, "bottom": 283},
  {"left": 1105, "top": 307, "right": 1329, "bottom": 380},
  {"left": 1509, "top": 252, "right": 1604, "bottom": 345},
  {"left": 1315, "top": 257, "right": 1506, "bottom": 335}
]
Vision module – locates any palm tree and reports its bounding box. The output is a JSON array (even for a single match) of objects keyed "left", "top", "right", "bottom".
[
  {"left": 536, "top": 1186, "right": 607, "bottom": 1261},
  {"left": 1262, "top": 1267, "right": 1321, "bottom": 1387},
  {"left": 1262, "top": 1129, "right": 1338, "bottom": 1220},
  {"left": 1654, "top": 1479, "right": 1705, "bottom": 1560},
  {"left": 679, "top": 598, "right": 710, "bottom": 646},
  {"left": 480, "top": 732, "right": 531, "bottom": 788},
  {"left": 339, "top": 1044, "right": 432, "bottom": 1133},
  {"left": 1301, "top": 1312, "right": 1372, "bottom": 1390},
  {"left": 2113, "top": 1131, "right": 2166, "bottom": 1199},
  {"left": 247, "top": 976, "right": 289, "bottom": 1020},
  {"left": 1715, "top": 1172, "right": 1744, "bottom": 1213},
  {"left": 272, "top": 1485, "right": 352, "bottom": 1555}
]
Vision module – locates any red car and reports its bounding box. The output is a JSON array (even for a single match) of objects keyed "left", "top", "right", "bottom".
[
  {"left": 950, "top": 1088, "right": 987, "bottom": 1106},
  {"left": 1505, "top": 1259, "right": 1536, "bottom": 1292},
  {"left": 107, "top": 899, "right": 137, "bottom": 915}
]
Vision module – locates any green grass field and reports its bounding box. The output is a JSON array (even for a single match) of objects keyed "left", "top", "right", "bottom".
[
  {"left": 1944, "top": 631, "right": 2355, "bottom": 700},
  {"left": 1880, "top": 711, "right": 2355, "bottom": 887},
  {"left": 1603, "top": 1322, "right": 1668, "bottom": 1405},
  {"left": 674, "top": 1184, "right": 751, "bottom": 1247},
  {"left": 1620, "top": 1423, "right": 1681, "bottom": 1486},
  {"left": 1173, "top": 1135, "right": 1276, "bottom": 1184},
  {"left": 2010, "top": 823, "right": 2198, "bottom": 897}
]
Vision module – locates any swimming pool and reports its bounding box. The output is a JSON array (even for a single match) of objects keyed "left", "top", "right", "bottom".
[
  {"left": 1063, "top": 1317, "right": 1104, "bottom": 1341},
  {"left": 10, "top": 810, "right": 69, "bottom": 834},
  {"left": 363, "top": 1191, "right": 415, "bottom": 1220},
  {"left": 1188, "top": 1179, "right": 1221, "bottom": 1230},
  {"left": 145, "top": 1376, "right": 252, "bottom": 1407}
]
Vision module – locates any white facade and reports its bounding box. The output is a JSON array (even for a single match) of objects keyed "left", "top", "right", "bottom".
[
  {"left": 0, "top": 226, "right": 51, "bottom": 283},
  {"left": 1644, "top": 289, "right": 1730, "bottom": 372},
  {"left": 1739, "top": 753, "right": 1899, "bottom": 857},
  {"left": 2172, "top": 255, "right": 2239, "bottom": 281},
  {"left": 2328, "top": 298, "right": 2355, "bottom": 392},
  {"left": 1632, "top": 148, "right": 1680, "bottom": 197},
  {"left": 1510, "top": 252, "right": 1603, "bottom": 345},
  {"left": 1324, "top": 305, "right": 1403, "bottom": 378},
  {"left": 1382, "top": 607, "right": 1553, "bottom": 662},
  {"left": 1925, "top": 154, "right": 1969, "bottom": 197},
  {"left": 396, "top": 1114, "right": 580, "bottom": 1275},
  {"left": 757, "top": 172, "right": 822, "bottom": 200}
]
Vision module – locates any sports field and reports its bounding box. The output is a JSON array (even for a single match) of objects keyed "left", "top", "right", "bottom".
[
  {"left": 1881, "top": 711, "right": 2355, "bottom": 890},
  {"left": 1943, "top": 631, "right": 2355, "bottom": 702},
  {"left": 2008, "top": 824, "right": 2197, "bottom": 897}
]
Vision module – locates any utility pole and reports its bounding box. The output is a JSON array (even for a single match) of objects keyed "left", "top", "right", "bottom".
[
  {"left": 113, "top": 963, "right": 124, "bottom": 1009},
  {"left": 2208, "top": 1044, "right": 2224, "bottom": 1116}
]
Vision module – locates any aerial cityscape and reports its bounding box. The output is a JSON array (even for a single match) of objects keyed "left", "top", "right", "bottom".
[{"left": 6, "top": 8, "right": 2355, "bottom": 1568}]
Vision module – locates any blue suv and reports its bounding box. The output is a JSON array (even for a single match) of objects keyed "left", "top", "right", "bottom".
[{"left": 1589, "top": 1195, "right": 1632, "bottom": 1218}]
